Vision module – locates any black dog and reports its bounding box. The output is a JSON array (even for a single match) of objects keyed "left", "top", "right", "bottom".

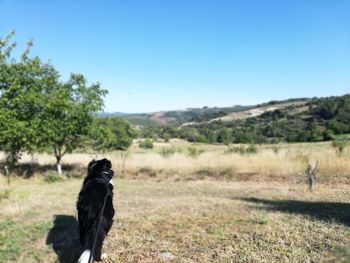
[{"left": 77, "top": 159, "right": 115, "bottom": 263}]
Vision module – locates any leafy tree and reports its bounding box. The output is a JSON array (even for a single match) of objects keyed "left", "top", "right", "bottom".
[
  {"left": 0, "top": 32, "right": 59, "bottom": 166},
  {"left": 179, "top": 127, "right": 201, "bottom": 142},
  {"left": 217, "top": 128, "right": 232, "bottom": 145},
  {"left": 232, "top": 130, "right": 255, "bottom": 143},
  {"left": 0, "top": 32, "right": 112, "bottom": 176},
  {"left": 38, "top": 74, "right": 107, "bottom": 175},
  {"left": 206, "top": 131, "right": 217, "bottom": 144},
  {"left": 89, "top": 116, "right": 135, "bottom": 151},
  {"left": 322, "top": 129, "right": 334, "bottom": 140},
  {"left": 327, "top": 120, "right": 350, "bottom": 134}
]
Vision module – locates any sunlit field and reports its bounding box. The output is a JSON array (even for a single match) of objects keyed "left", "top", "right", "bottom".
[
  {"left": 1, "top": 140, "right": 350, "bottom": 262},
  {"left": 12, "top": 139, "right": 350, "bottom": 183}
]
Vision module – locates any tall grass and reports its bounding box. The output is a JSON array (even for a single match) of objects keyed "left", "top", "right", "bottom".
[{"left": 2, "top": 141, "right": 349, "bottom": 181}]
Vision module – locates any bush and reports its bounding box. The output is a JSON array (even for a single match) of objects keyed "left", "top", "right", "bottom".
[
  {"left": 226, "top": 145, "right": 244, "bottom": 154},
  {"left": 139, "top": 139, "right": 154, "bottom": 149},
  {"left": 44, "top": 170, "right": 63, "bottom": 183},
  {"left": 322, "top": 129, "right": 335, "bottom": 140},
  {"left": 246, "top": 144, "right": 258, "bottom": 154},
  {"left": 138, "top": 167, "right": 157, "bottom": 177},
  {"left": 332, "top": 139, "right": 349, "bottom": 155},
  {"left": 226, "top": 144, "right": 258, "bottom": 155},
  {"left": 159, "top": 147, "right": 176, "bottom": 157},
  {"left": 187, "top": 147, "right": 204, "bottom": 157},
  {"left": 163, "top": 133, "right": 171, "bottom": 142},
  {"left": 0, "top": 190, "right": 10, "bottom": 201}
]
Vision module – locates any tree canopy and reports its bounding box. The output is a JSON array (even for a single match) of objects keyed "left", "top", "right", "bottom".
[
  {"left": 0, "top": 31, "right": 59, "bottom": 164},
  {"left": 88, "top": 116, "right": 136, "bottom": 151},
  {"left": 0, "top": 32, "right": 134, "bottom": 175}
]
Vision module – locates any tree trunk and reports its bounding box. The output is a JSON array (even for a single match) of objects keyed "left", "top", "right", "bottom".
[
  {"left": 4, "top": 165, "right": 10, "bottom": 185},
  {"left": 54, "top": 146, "right": 63, "bottom": 175},
  {"left": 56, "top": 157, "right": 62, "bottom": 175},
  {"left": 308, "top": 173, "right": 315, "bottom": 191}
]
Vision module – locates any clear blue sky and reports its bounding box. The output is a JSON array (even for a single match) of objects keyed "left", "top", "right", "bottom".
[{"left": 1, "top": 0, "right": 349, "bottom": 113}]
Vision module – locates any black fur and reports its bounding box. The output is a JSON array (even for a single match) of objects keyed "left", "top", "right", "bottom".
[{"left": 77, "top": 158, "right": 115, "bottom": 261}]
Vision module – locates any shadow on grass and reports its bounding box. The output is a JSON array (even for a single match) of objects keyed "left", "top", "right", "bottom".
[
  {"left": 0, "top": 162, "right": 84, "bottom": 178},
  {"left": 46, "top": 215, "right": 82, "bottom": 263},
  {"left": 240, "top": 197, "right": 350, "bottom": 226}
]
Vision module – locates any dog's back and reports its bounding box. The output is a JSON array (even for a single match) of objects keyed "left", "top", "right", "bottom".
[{"left": 77, "top": 159, "right": 115, "bottom": 263}]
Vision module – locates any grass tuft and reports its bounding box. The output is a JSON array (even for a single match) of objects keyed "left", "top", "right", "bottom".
[
  {"left": 44, "top": 171, "right": 63, "bottom": 183},
  {"left": 138, "top": 166, "right": 157, "bottom": 177},
  {"left": 187, "top": 147, "right": 204, "bottom": 157},
  {"left": 0, "top": 189, "right": 10, "bottom": 201}
]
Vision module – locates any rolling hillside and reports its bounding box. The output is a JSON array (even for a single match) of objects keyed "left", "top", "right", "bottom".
[
  {"left": 210, "top": 100, "right": 308, "bottom": 122},
  {"left": 104, "top": 98, "right": 310, "bottom": 127},
  {"left": 112, "top": 94, "right": 350, "bottom": 144}
]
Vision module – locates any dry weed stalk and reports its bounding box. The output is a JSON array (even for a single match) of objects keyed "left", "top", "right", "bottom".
[{"left": 307, "top": 160, "right": 320, "bottom": 191}]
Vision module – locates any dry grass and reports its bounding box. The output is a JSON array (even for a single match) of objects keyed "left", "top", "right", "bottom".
[
  {"left": 9, "top": 140, "right": 349, "bottom": 184},
  {"left": 0, "top": 140, "right": 350, "bottom": 262},
  {"left": 0, "top": 178, "right": 350, "bottom": 262}
]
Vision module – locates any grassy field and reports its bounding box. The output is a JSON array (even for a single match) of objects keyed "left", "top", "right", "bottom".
[
  {"left": 0, "top": 140, "right": 350, "bottom": 262},
  {"left": 12, "top": 139, "right": 350, "bottom": 183}
]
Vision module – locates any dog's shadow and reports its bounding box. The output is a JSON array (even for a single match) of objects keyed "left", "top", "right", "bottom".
[{"left": 46, "top": 215, "right": 82, "bottom": 263}]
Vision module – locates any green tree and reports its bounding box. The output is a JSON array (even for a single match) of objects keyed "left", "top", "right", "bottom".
[
  {"left": 0, "top": 32, "right": 59, "bottom": 166},
  {"left": 38, "top": 74, "right": 107, "bottom": 175},
  {"left": 0, "top": 32, "right": 108, "bottom": 175},
  {"left": 217, "top": 128, "right": 232, "bottom": 145},
  {"left": 89, "top": 116, "right": 135, "bottom": 151}
]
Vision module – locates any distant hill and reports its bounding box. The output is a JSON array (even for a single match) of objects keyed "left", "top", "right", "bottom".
[
  {"left": 112, "top": 94, "right": 350, "bottom": 144},
  {"left": 183, "top": 99, "right": 310, "bottom": 125},
  {"left": 101, "top": 98, "right": 310, "bottom": 127},
  {"left": 99, "top": 106, "right": 254, "bottom": 126}
]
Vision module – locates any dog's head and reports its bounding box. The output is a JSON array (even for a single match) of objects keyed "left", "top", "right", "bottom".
[{"left": 88, "top": 158, "right": 114, "bottom": 180}]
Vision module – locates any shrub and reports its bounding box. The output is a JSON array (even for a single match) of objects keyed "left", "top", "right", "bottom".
[
  {"left": 138, "top": 167, "right": 157, "bottom": 177},
  {"left": 332, "top": 139, "right": 349, "bottom": 155},
  {"left": 246, "top": 144, "right": 258, "bottom": 154},
  {"left": 163, "top": 133, "right": 171, "bottom": 142},
  {"left": 226, "top": 145, "right": 245, "bottom": 154},
  {"left": 44, "top": 171, "right": 63, "bottom": 183},
  {"left": 187, "top": 147, "right": 204, "bottom": 157},
  {"left": 322, "top": 129, "right": 335, "bottom": 140},
  {"left": 159, "top": 147, "right": 176, "bottom": 157},
  {"left": 0, "top": 190, "right": 10, "bottom": 201},
  {"left": 226, "top": 144, "right": 258, "bottom": 155},
  {"left": 139, "top": 139, "right": 154, "bottom": 149}
]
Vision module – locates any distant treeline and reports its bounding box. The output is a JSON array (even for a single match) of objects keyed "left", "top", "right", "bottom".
[
  {"left": 140, "top": 94, "right": 350, "bottom": 144},
  {"left": 162, "top": 105, "right": 253, "bottom": 123}
]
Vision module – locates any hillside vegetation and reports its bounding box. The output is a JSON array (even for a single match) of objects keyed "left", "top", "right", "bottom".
[
  {"left": 119, "top": 105, "right": 253, "bottom": 126},
  {"left": 138, "top": 95, "right": 350, "bottom": 144},
  {"left": 111, "top": 98, "right": 309, "bottom": 126}
]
